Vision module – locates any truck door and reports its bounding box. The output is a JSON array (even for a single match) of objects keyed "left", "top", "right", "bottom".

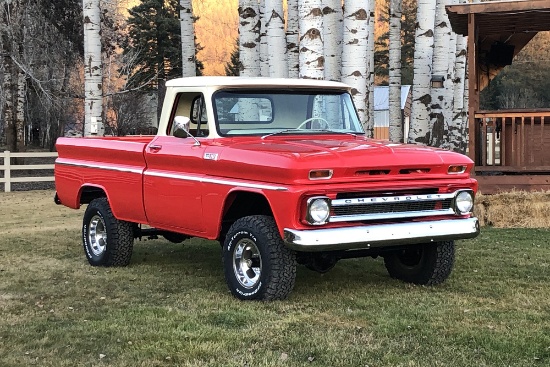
[{"left": 143, "top": 93, "right": 208, "bottom": 235}]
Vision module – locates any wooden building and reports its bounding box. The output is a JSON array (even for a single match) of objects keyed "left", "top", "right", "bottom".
[
  {"left": 373, "top": 85, "right": 412, "bottom": 140},
  {"left": 447, "top": 0, "right": 550, "bottom": 193}
]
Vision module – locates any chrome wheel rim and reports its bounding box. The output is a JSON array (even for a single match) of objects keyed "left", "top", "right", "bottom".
[
  {"left": 88, "top": 214, "right": 107, "bottom": 256},
  {"left": 232, "top": 239, "right": 262, "bottom": 288}
]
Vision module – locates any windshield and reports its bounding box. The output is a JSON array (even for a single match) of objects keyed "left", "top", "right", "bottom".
[{"left": 213, "top": 90, "right": 364, "bottom": 136}]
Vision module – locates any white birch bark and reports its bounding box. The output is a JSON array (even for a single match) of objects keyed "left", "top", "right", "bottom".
[
  {"left": 286, "top": 0, "right": 300, "bottom": 78},
  {"left": 428, "top": 0, "right": 451, "bottom": 148},
  {"left": 299, "top": 0, "right": 324, "bottom": 80},
  {"left": 442, "top": 9, "right": 457, "bottom": 150},
  {"left": 265, "top": 0, "right": 288, "bottom": 77},
  {"left": 179, "top": 0, "right": 196, "bottom": 77},
  {"left": 409, "top": 0, "right": 436, "bottom": 145},
  {"left": 259, "top": 0, "right": 269, "bottom": 77},
  {"left": 341, "top": 0, "right": 368, "bottom": 124},
  {"left": 16, "top": 57, "right": 25, "bottom": 148},
  {"left": 2, "top": 54, "right": 13, "bottom": 150},
  {"left": 239, "top": 0, "right": 261, "bottom": 77},
  {"left": 449, "top": 31, "right": 467, "bottom": 153},
  {"left": 323, "top": 0, "right": 342, "bottom": 82},
  {"left": 365, "top": 0, "right": 375, "bottom": 136},
  {"left": 388, "top": 0, "right": 403, "bottom": 143},
  {"left": 83, "top": 0, "right": 104, "bottom": 136},
  {"left": 0, "top": 79, "right": 4, "bottom": 147}
]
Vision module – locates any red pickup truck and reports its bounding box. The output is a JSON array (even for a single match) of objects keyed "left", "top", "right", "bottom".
[{"left": 55, "top": 77, "right": 479, "bottom": 300}]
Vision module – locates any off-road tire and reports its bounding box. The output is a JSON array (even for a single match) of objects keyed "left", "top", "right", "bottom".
[
  {"left": 223, "top": 215, "right": 296, "bottom": 301},
  {"left": 82, "top": 197, "right": 134, "bottom": 267},
  {"left": 383, "top": 241, "right": 455, "bottom": 285}
]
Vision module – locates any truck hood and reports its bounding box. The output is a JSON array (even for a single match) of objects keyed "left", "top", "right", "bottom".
[{"left": 208, "top": 135, "right": 474, "bottom": 185}]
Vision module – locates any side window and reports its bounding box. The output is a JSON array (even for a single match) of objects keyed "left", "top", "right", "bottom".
[{"left": 168, "top": 92, "right": 209, "bottom": 137}]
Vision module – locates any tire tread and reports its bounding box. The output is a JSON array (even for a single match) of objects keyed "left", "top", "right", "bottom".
[
  {"left": 84, "top": 198, "right": 134, "bottom": 267},
  {"left": 224, "top": 215, "right": 296, "bottom": 301}
]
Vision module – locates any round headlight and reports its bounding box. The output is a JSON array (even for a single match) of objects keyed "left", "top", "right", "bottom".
[
  {"left": 455, "top": 191, "right": 474, "bottom": 214},
  {"left": 307, "top": 198, "right": 330, "bottom": 225}
]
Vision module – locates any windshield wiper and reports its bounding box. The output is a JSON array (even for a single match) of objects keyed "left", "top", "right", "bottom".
[
  {"left": 261, "top": 128, "right": 304, "bottom": 139},
  {"left": 308, "top": 129, "right": 359, "bottom": 137}
]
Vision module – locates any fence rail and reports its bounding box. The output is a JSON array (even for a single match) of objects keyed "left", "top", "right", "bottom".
[{"left": 0, "top": 151, "right": 58, "bottom": 192}]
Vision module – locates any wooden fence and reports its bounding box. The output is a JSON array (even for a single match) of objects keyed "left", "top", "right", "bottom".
[{"left": 0, "top": 151, "right": 58, "bottom": 192}]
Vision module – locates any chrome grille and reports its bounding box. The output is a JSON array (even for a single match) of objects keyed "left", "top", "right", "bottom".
[{"left": 329, "top": 192, "right": 457, "bottom": 223}]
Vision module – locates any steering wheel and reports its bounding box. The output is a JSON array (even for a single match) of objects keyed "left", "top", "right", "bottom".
[{"left": 296, "top": 117, "right": 329, "bottom": 130}]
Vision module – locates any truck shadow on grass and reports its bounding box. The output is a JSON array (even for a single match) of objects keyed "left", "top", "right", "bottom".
[{"left": 127, "top": 237, "right": 400, "bottom": 299}]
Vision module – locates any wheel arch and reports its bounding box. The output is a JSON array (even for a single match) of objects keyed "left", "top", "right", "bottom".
[
  {"left": 218, "top": 189, "right": 275, "bottom": 241},
  {"left": 78, "top": 184, "right": 109, "bottom": 205}
]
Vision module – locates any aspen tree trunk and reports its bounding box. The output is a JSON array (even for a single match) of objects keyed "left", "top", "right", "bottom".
[
  {"left": 265, "top": 0, "right": 288, "bottom": 77},
  {"left": 299, "top": 0, "right": 324, "bottom": 80},
  {"left": 428, "top": 0, "right": 451, "bottom": 148},
  {"left": 83, "top": 0, "right": 104, "bottom": 136},
  {"left": 15, "top": 43, "right": 25, "bottom": 151},
  {"left": 388, "top": 0, "right": 403, "bottom": 143},
  {"left": 341, "top": 0, "right": 368, "bottom": 124},
  {"left": 323, "top": 0, "right": 342, "bottom": 82},
  {"left": 442, "top": 1, "right": 458, "bottom": 150},
  {"left": 239, "top": 0, "right": 261, "bottom": 77},
  {"left": 1, "top": 30, "right": 14, "bottom": 150},
  {"left": 2, "top": 0, "right": 26, "bottom": 150},
  {"left": 286, "top": 0, "right": 300, "bottom": 78},
  {"left": 179, "top": 0, "right": 196, "bottom": 76},
  {"left": 450, "top": 30, "right": 467, "bottom": 153},
  {"left": 322, "top": 0, "right": 342, "bottom": 128},
  {"left": 0, "top": 57, "right": 4, "bottom": 147},
  {"left": 409, "top": 0, "right": 436, "bottom": 145},
  {"left": 15, "top": 8, "right": 27, "bottom": 151},
  {"left": 2, "top": 43, "right": 15, "bottom": 151},
  {"left": 364, "top": 0, "right": 375, "bottom": 136},
  {"left": 446, "top": 27, "right": 457, "bottom": 107},
  {"left": 259, "top": 0, "right": 269, "bottom": 77}
]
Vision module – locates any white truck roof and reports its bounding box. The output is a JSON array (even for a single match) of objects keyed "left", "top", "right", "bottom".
[{"left": 166, "top": 76, "right": 351, "bottom": 90}]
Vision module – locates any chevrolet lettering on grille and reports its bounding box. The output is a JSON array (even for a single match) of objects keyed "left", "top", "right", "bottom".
[{"left": 337, "top": 193, "right": 448, "bottom": 205}]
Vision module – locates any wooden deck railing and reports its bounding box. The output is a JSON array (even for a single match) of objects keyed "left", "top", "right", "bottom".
[
  {"left": 0, "top": 151, "right": 58, "bottom": 192},
  {"left": 474, "top": 110, "right": 550, "bottom": 172}
]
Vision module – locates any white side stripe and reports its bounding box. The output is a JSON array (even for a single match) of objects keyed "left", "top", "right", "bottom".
[
  {"left": 56, "top": 159, "right": 288, "bottom": 191},
  {"left": 144, "top": 171, "right": 288, "bottom": 191},
  {"left": 56, "top": 159, "right": 143, "bottom": 174}
]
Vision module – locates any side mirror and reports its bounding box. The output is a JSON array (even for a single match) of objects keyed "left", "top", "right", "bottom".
[
  {"left": 173, "top": 115, "right": 190, "bottom": 138},
  {"left": 173, "top": 115, "right": 201, "bottom": 146}
]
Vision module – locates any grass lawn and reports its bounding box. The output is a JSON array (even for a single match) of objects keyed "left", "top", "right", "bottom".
[{"left": 0, "top": 190, "right": 549, "bottom": 367}]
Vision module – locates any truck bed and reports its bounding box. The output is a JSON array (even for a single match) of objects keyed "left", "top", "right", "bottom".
[{"left": 55, "top": 136, "right": 155, "bottom": 223}]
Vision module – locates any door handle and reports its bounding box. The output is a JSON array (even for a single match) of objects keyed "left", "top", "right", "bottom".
[{"left": 149, "top": 144, "right": 162, "bottom": 151}]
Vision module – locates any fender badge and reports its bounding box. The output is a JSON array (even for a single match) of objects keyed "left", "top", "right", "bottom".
[{"left": 203, "top": 152, "right": 219, "bottom": 161}]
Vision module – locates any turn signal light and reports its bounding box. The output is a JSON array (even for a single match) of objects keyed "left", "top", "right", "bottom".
[
  {"left": 309, "top": 169, "right": 333, "bottom": 180},
  {"left": 448, "top": 165, "right": 466, "bottom": 174}
]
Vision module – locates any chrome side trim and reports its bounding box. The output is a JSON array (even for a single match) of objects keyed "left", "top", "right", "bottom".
[
  {"left": 144, "top": 170, "right": 288, "bottom": 191},
  {"left": 283, "top": 217, "right": 479, "bottom": 252},
  {"left": 56, "top": 159, "right": 143, "bottom": 174}
]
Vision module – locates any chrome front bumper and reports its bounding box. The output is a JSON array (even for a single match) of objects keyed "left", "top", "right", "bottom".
[{"left": 283, "top": 217, "right": 480, "bottom": 252}]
